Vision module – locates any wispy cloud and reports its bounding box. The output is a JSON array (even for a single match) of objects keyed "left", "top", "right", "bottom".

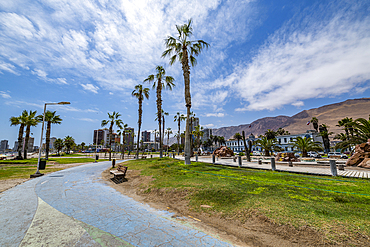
[
  {"left": 0, "top": 91, "right": 11, "bottom": 99},
  {"left": 229, "top": 2, "right": 370, "bottom": 111},
  {"left": 0, "top": 62, "right": 18, "bottom": 75},
  {"left": 31, "top": 69, "right": 67, "bottom": 85},
  {"left": 203, "top": 113, "right": 225, "bottom": 117},
  {"left": 77, "top": 118, "right": 98, "bottom": 122},
  {"left": 81, "top": 84, "right": 99, "bottom": 94}
]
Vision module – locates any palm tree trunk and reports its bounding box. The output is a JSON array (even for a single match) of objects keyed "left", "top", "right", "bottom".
[
  {"left": 157, "top": 81, "right": 163, "bottom": 158},
  {"left": 136, "top": 99, "right": 142, "bottom": 159},
  {"left": 162, "top": 116, "right": 165, "bottom": 155},
  {"left": 24, "top": 125, "right": 30, "bottom": 159},
  {"left": 109, "top": 125, "right": 113, "bottom": 161},
  {"left": 45, "top": 121, "right": 51, "bottom": 160},
  {"left": 181, "top": 46, "right": 192, "bottom": 164},
  {"left": 177, "top": 119, "right": 180, "bottom": 155},
  {"left": 17, "top": 124, "right": 24, "bottom": 159}
]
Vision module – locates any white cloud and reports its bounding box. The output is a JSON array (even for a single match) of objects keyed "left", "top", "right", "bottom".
[
  {"left": 204, "top": 113, "right": 225, "bottom": 117},
  {"left": 31, "top": 69, "right": 67, "bottom": 85},
  {"left": 292, "top": 101, "right": 304, "bottom": 107},
  {"left": 0, "top": 62, "right": 18, "bottom": 75},
  {"left": 203, "top": 123, "right": 214, "bottom": 128},
  {"left": 229, "top": 2, "right": 370, "bottom": 111},
  {"left": 81, "top": 84, "right": 99, "bottom": 94},
  {"left": 78, "top": 118, "right": 98, "bottom": 122},
  {"left": 0, "top": 91, "right": 11, "bottom": 99}
]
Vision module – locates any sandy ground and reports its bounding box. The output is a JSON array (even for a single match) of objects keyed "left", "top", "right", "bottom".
[{"left": 101, "top": 169, "right": 330, "bottom": 247}]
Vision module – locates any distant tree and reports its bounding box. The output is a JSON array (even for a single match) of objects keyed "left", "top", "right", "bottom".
[
  {"left": 254, "top": 136, "right": 277, "bottom": 156},
  {"left": 311, "top": 117, "right": 319, "bottom": 132},
  {"left": 318, "top": 124, "right": 333, "bottom": 153},
  {"left": 336, "top": 117, "right": 354, "bottom": 140},
  {"left": 233, "top": 133, "right": 242, "bottom": 146},
  {"left": 64, "top": 136, "right": 75, "bottom": 154},
  {"left": 54, "top": 138, "right": 64, "bottom": 155},
  {"left": 37, "top": 110, "right": 62, "bottom": 160},
  {"left": 10, "top": 110, "right": 28, "bottom": 159},
  {"left": 81, "top": 142, "right": 86, "bottom": 151},
  {"left": 101, "top": 111, "right": 123, "bottom": 161},
  {"left": 132, "top": 84, "right": 150, "bottom": 159},
  {"left": 292, "top": 137, "right": 323, "bottom": 157},
  {"left": 117, "top": 123, "right": 128, "bottom": 159},
  {"left": 276, "top": 128, "right": 290, "bottom": 135},
  {"left": 174, "top": 112, "right": 186, "bottom": 154},
  {"left": 23, "top": 110, "right": 39, "bottom": 159},
  {"left": 264, "top": 129, "right": 277, "bottom": 140},
  {"left": 192, "top": 125, "right": 204, "bottom": 153},
  {"left": 145, "top": 66, "right": 175, "bottom": 158},
  {"left": 165, "top": 127, "right": 173, "bottom": 153}
]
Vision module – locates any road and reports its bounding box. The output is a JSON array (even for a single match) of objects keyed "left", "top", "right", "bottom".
[{"left": 0, "top": 161, "right": 233, "bottom": 246}]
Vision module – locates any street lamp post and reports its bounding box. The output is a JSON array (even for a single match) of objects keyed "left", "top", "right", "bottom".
[{"left": 31, "top": 101, "right": 70, "bottom": 178}]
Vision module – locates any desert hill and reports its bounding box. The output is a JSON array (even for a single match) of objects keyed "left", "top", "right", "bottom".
[{"left": 212, "top": 98, "right": 370, "bottom": 140}]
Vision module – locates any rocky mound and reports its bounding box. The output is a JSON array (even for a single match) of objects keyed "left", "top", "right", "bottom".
[
  {"left": 346, "top": 140, "right": 370, "bottom": 168},
  {"left": 213, "top": 146, "right": 234, "bottom": 157}
]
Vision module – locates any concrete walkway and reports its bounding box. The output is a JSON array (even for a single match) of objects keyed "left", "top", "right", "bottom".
[
  {"left": 176, "top": 156, "right": 370, "bottom": 179},
  {"left": 0, "top": 161, "right": 233, "bottom": 246}
]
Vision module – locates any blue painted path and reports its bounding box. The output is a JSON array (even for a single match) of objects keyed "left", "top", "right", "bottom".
[{"left": 0, "top": 161, "right": 233, "bottom": 246}]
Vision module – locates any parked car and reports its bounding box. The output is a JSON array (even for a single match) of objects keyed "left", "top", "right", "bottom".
[
  {"left": 308, "top": 152, "right": 321, "bottom": 158},
  {"left": 252, "top": 151, "right": 261, "bottom": 156},
  {"left": 328, "top": 152, "right": 348, "bottom": 159}
]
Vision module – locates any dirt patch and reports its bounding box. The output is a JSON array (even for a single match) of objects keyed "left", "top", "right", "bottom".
[{"left": 102, "top": 168, "right": 347, "bottom": 247}]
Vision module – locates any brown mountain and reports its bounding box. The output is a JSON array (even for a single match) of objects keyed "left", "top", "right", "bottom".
[{"left": 212, "top": 98, "right": 370, "bottom": 139}]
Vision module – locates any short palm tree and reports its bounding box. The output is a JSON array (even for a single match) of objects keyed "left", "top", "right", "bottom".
[
  {"left": 264, "top": 129, "right": 276, "bottom": 140},
  {"left": 292, "top": 137, "right": 323, "bottom": 157},
  {"left": 233, "top": 133, "right": 242, "bottom": 146},
  {"left": 37, "top": 110, "right": 62, "bottom": 160},
  {"left": 64, "top": 136, "right": 75, "bottom": 154},
  {"left": 144, "top": 66, "right": 174, "bottom": 158},
  {"left": 132, "top": 84, "right": 150, "bottom": 159},
  {"left": 10, "top": 110, "right": 28, "bottom": 159},
  {"left": 101, "top": 112, "right": 123, "bottom": 161},
  {"left": 23, "top": 110, "right": 39, "bottom": 159},
  {"left": 174, "top": 112, "right": 186, "bottom": 154},
  {"left": 254, "top": 136, "right": 277, "bottom": 156},
  {"left": 335, "top": 115, "right": 370, "bottom": 152},
  {"left": 54, "top": 138, "right": 64, "bottom": 155},
  {"left": 192, "top": 125, "right": 204, "bottom": 153},
  {"left": 336, "top": 117, "right": 354, "bottom": 140},
  {"left": 162, "top": 19, "right": 209, "bottom": 165}
]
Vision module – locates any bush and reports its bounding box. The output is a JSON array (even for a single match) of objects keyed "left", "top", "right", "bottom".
[{"left": 239, "top": 152, "right": 245, "bottom": 156}]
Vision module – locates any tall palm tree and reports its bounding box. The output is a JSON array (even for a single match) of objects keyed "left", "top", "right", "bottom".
[
  {"left": 292, "top": 137, "right": 323, "bottom": 157},
  {"left": 54, "top": 138, "right": 64, "bottom": 155},
  {"left": 162, "top": 111, "right": 169, "bottom": 149},
  {"left": 37, "top": 110, "right": 62, "bottom": 160},
  {"left": 265, "top": 129, "right": 276, "bottom": 140},
  {"left": 23, "top": 110, "right": 39, "bottom": 159},
  {"left": 101, "top": 111, "right": 123, "bottom": 161},
  {"left": 174, "top": 112, "right": 186, "bottom": 154},
  {"left": 10, "top": 110, "right": 28, "bottom": 159},
  {"left": 162, "top": 19, "right": 209, "bottom": 165},
  {"left": 192, "top": 125, "right": 204, "bottom": 153},
  {"left": 132, "top": 84, "right": 150, "bottom": 159},
  {"left": 318, "top": 124, "right": 333, "bottom": 153},
  {"left": 311, "top": 117, "right": 319, "bottom": 132},
  {"left": 144, "top": 66, "right": 175, "bottom": 158}
]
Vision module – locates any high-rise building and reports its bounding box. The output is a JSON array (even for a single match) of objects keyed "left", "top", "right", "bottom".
[
  {"left": 13, "top": 137, "right": 34, "bottom": 152},
  {"left": 141, "top": 131, "right": 151, "bottom": 142},
  {"left": 201, "top": 128, "right": 212, "bottom": 142},
  {"left": 124, "top": 127, "right": 135, "bottom": 150},
  {"left": 0, "top": 140, "right": 9, "bottom": 151},
  {"left": 50, "top": 137, "right": 56, "bottom": 150},
  {"left": 191, "top": 117, "right": 200, "bottom": 131},
  {"left": 93, "top": 129, "right": 109, "bottom": 146}
]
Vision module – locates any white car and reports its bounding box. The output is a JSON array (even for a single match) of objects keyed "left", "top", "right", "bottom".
[{"left": 252, "top": 151, "right": 261, "bottom": 156}]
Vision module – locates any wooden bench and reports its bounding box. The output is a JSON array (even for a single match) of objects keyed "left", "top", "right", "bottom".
[{"left": 110, "top": 165, "right": 128, "bottom": 183}]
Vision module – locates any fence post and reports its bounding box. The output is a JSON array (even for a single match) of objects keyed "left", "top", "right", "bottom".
[
  {"left": 196, "top": 154, "right": 198, "bottom": 162},
  {"left": 330, "top": 160, "right": 338, "bottom": 176},
  {"left": 271, "top": 157, "right": 276, "bottom": 171},
  {"left": 212, "top": 155, "right": 215, "bottom": 164},
  {"left": 112, "top": 158, "right": 116, "bottom": 168},
  {"left": 173, "top": 153, "right": 175, "bottom": 159},
  {"left": 238, "top": 156, "right": 242, "bottom": 167}
]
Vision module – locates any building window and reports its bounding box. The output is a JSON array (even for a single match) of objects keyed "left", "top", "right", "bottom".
[
  {"left": 278, "top": 139, "right": 281, "bottom": 144},
  {"left": 284, "top": 138, "right": 287, "bottom": 143}
]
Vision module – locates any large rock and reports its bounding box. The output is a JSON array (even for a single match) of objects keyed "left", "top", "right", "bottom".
[
  {"left": 358, "top": 158, "right": 370, "bottom": 168},
  {"left": 346, "top": 139, "right": 370, "bottom": 168},
  {"left": 213, "top": 146, "right": 234, "bottom": 157}
]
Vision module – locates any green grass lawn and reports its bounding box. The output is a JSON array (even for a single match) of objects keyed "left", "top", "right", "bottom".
[
  {"left": 122, "top": 157, "right": 370, "bottom": 243},
  {"left": 0, "top": 157, "right": 99, "bottom": 180},
  {"left": 0, "top": 157, "right": 96, "bottom": 165}
]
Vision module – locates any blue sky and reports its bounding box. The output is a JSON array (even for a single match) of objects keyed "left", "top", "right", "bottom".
[{"left": 1, "top": 0, "right": 369, "bottom": 148}]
